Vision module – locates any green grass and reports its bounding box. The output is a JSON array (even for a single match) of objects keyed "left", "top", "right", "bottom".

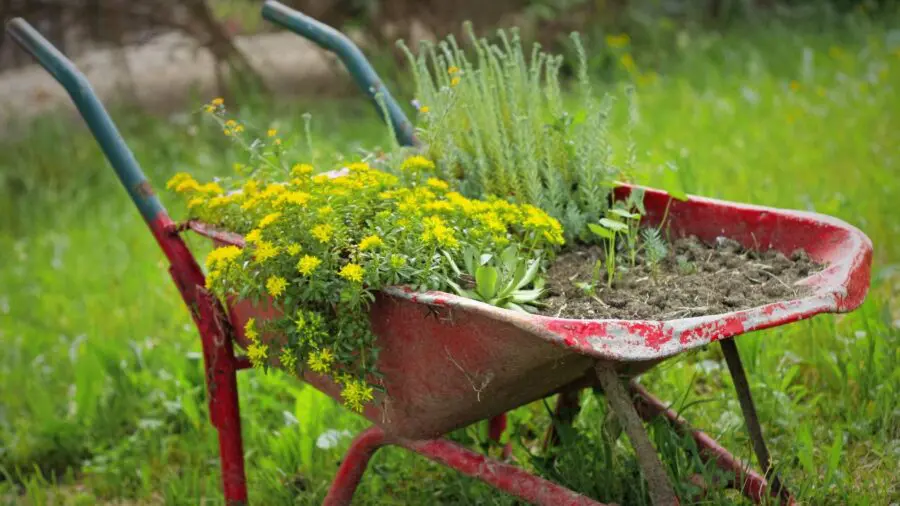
[{"left": 1, "top": 8, "right": 898, "bottom": 505}]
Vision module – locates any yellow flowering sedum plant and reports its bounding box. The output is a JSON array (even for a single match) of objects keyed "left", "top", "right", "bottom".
[{"left": 166, "top": 101, "right": 564, "bottom": 412}]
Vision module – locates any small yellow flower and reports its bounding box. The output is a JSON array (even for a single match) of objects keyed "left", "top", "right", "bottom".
[
  {"left": 451, "top": 76, "right": 461, "bottom": 87},
  {"left": 254, "top": 241, "right": 280, "bottom": 262},
  {"left": 204, "top": 104, "right": 216, "bottom": 113},
  {"left": 341, "top": 379, "right": 374, "bottom": 413},
  {"left": 291, "top": 163, "right": 314, "bottom": 176},
  {"left": 234, "top": 125, "right": 245, "bottom": 133},
  {"left": 266, "top": 275, "right": 288, "bottom": 298},
  {"left": 247, "top": 342, "right": 268, "bottom": 368},
  {"left": 206, "top": 245, "right": 242, "bottom": 269},
  {"left": 274, "top": 139, "right": 282, "bottom": 146},
  {"left": 390, "top": 255, "right": 406, "bottom": 269},
  {"left": 244, "top": 318, "right": 258, "bottom": 342},
  {"left": 223, "top": 128, "right": 232, "bottom": 136},
  {"left": 400, "top": 155, "right": 436, "bottom": 174},
  {"left": 188, "top": 197, "right": 205, "bottom": 209},
  {"left": 317, "top": 205, "right": 334, "bottom": 217},
  {"left": 359, "top": 235, "right": 384, "bottom": 251},
  {"left": 258, "top": 212, "right": 281, "bottom": 228},
  {"left": 312, "top": 224, "right": 334, "bottom": 243},
  {"left": 267, "top": 129, "right": 277, "bottom": 137},
  {"left": 307, "top": 348, "right": 334, "bottom": 374},
  {"left": 225, "top": 119, "right": 237, "bottom": 127},
  {"left": 426, "top": 178, "right": 449, "bottom": 191},
  {"left": 420, "top": 106, "right": 430, "bottom": 113},
  {"left": 606, "top": 33, "right": 630, "bottom": 48},
  {"left": 245, "top": 229, "right": 262, "bottom": 244},
  {"left": 279, "top": 348, "right": 298, "bottom": 371},
  {"left": 297, "top": 255, "right": 322, "bottom": 276},
  {"left": 448, "top": 65, "right": 460, "bottom": 74},
  {"left": 211, "top": 97, "right": 224, "bottom": 106},
  {"left": 339, "top": 263, "right": 364, "bottom": 283},
  {"left": 286, "top": 243, "right": 302, "bottom": 256}
]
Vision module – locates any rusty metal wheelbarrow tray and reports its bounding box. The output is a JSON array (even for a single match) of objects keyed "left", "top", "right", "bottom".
[{"left": 193, "top": 181, "right": 872, "bottom": 441}]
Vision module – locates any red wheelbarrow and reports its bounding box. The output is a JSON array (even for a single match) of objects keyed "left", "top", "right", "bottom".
[{"left": 6, "top": 2, "right": 872, "bottom": 505}]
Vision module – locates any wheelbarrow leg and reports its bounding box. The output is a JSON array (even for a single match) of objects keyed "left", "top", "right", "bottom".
[
  {"left": 720, "top": 338, "right": 790, "bottom": 502},
  {"left": 488, "top": 413, "right": 512, "bottom": 460},
  {"left": 543, "top": 388, "right": 582, "bottom": 452},
  {"left": 595, "top": 363, "right": 679, "bottom": 506},
  {"left": 323, "top": 427, "right": 388, "bottom": 506}
]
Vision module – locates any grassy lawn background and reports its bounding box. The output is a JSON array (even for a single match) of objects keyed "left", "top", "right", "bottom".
[{"left": 1, "top": 7, "right": 898, "bottom": 505}]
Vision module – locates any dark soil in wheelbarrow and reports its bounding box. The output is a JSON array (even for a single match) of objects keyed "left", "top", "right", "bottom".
[{"left": 540, "top": 235, "right": 824, "bottom": 320}]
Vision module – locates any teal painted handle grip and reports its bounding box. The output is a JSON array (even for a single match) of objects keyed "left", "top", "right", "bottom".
[
  {"left": 261, "top": 0, "right": 418, "bottom": 147},
  {"left": 5, "top": 18, "right": 166, "bottom": 223}
]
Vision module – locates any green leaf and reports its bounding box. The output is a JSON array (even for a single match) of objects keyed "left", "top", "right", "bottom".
[
  {"left": 610, "top": 208, "right": 640, "bottom": 220},
  {"left": 588, "top": 223, "right": 614, "bottom": 239},
  {"left": 515, "top": 258, "right": 543, "bottom": 291},
  {"left": 512, "top": 288, "right": 544, "bottom": 303},
  {"left": 598, "top": 218, "right": 629, "bottom": 232},
  {"left": 475, "top": 265, "right": 499, "bottom": 299}
]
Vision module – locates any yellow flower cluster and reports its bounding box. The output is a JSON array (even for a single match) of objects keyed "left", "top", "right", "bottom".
[{"left": 169, "top": 153, "right": 564, "bottom": 415}]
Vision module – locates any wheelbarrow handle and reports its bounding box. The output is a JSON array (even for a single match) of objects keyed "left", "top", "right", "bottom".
[
  {"left": 4, "top": 18, "right": 165, "bottom": 224},
  {"left": 261, "top": 0, "right": 418, "bottom": 147}
]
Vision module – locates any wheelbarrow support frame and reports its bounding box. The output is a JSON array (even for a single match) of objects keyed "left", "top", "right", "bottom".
[{"left": 6, "top": 4, "right": 797, "bottom": 505}]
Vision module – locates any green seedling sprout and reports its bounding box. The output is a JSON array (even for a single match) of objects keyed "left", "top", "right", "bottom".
[{"left": 588, "top": 217, "right": 629, "bottom": 287}]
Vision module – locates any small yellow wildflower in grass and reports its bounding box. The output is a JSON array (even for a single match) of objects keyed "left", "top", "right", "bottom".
[
  {"left": 448, "top": 65, "right": 460, "bottom": 74},
  {"left": 451, "top": 76, "right": 461, "bottom": 87},
  {"left": 400, "top": 155, "right": 436, "bottom": 173},
  {"left": 279, "top": 348, "right": 298, "bottom": 371},
  {"left": 267, "top": 129, "right": 277, "bottom": 137},
  {"left": 254, "top": 241, "right": 280, "bottom": 262},
  {"left": 286, "top": 243, "right": 302, "bottom": 256},
  {"left": 199, "top": 182, "right": 224, "bottom": 195},
  {"left": 426, "top": 178, "right": 449, "bottom": 191},
  {"left": 258, "top": 212, "right": 281, "bottom": 228},
  {"left": 242, "top": 179, "right": 259, "bottom": 195},
  {"left": 359, "top": 235, "right": 383, "bottom": 251},
  {"left": 188, "top": 197, "right": 204, "bottom": 209},
  {"left": 245, "top": 229, "right": 262, "bottom": 244},
  {"left": 266, "top": 275, "right": 288, "bottom": 298},
  {"left": 341, "top": 379, "right": 375, "bottom": 413},
  {"left": 307, "top": 348, "right": 334, "bottom": 374},
  {"left": 420, "top": 106, "right": 430, "bottom": 113},
  {"left": 606, "top": 33, "right": 630, "bottom": 48},
  {"left": 206, "top": 245, "right": 242, "bottom": 269},
  {"left": 297, "top": 255, "right": 322, "bottom": 276},
  {"left": 317, "top": 206, "right": 334, "bottom": 217},
  {"left": 204, "top": 104, "right": 216, "bottom": 113},
  {"left": 205, "top": 270, "right": 219, "bottom": 290},
  {"left": 291, "top": 163, "right": 314, "bottom": 176},
  {"left": 211, "top": 97, "right": 224, "bottom": 106},
  {"left": 312, "top": 224, "right": 334, "bottom": 243},
  {"left": 234, "top": 124, "right": 245, "bottom": 133},
  {"left": 225, "top": 119, "right": 237, "bottom": 127},
  {"left": 223, "top": 128, "right": 232, "bottom": 136},
  {"left": 247, "top": 342, "right": 269, "bottom": 368},
  {"left": 339, "top": 263, "right": 365, "bottom": 283},
  {"left": 244, "top": 318, "right": 259, "bottom": 342}
]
